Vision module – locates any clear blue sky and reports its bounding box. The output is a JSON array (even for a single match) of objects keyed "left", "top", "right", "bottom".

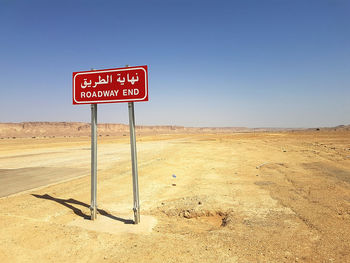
[{"left": 1, "top": 0, "right": 349, "bottom": 127}]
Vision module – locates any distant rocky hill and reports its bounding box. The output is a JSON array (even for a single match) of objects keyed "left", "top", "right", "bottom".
[
  {"left": 0, "top": 122, "right": 348, "bottom": 139},
  {"left": 330, "top": 125, "right": 350, "bottom": 131},
  {"left": 0, "top": 122, "right": 254, "bottom": 138},
  {"left": 308, "top": 125, "right": 350, "bottom": 132}
]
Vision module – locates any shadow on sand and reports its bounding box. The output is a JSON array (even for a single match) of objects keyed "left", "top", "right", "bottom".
[{"left": 32, "top": 194, "right": 134, "bottom": 224}]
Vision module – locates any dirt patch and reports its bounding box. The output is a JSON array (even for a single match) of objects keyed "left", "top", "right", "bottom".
[
  {"left": 254, "top": 180, "right": 275, "bottom": 186},
  {"left": 68, "top": 214, "right": 157, "bottom": 235},
  {"left": 156, "top": 196, "right": 232, "bottom": 231},
  {"left": 303, "top": 162, "right": 350, "bottom": 184},
  {"left": 1, "top": 132, "right": 350, "bottom": 262}
]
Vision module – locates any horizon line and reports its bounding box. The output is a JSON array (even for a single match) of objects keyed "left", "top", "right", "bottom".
[{"left": 0, "top": 121, "right": 349, "bottom": 130}]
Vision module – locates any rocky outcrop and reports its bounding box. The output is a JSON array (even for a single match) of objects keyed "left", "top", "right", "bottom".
[
  {"left": 2, "top": 122, "right": 345, "bottom": 139},
  {"left": 0, "top": 122, "right": 254, "bottom": 138},
  {"left": 309, "top": 125, "right": 350, "bottom": 132}
]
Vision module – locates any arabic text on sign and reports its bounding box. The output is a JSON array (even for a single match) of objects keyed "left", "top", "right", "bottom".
[{"left": 81, "top": 73, "right": 139, "bottom": 89}]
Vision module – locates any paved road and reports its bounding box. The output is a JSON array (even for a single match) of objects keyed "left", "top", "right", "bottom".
[
  {"left": 0, "top": 139, "right": 121, "bottom": 197},
  {"left": 0, "top": 136, "right": 177, "bottom": 197},
  {"left": 0, "top": 167, "right": 87, "bottom": 197}
]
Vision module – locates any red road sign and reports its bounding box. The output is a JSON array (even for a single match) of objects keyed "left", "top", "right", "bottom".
[{"left": 73, "top": 65, "right": 148, "bottom": 104}]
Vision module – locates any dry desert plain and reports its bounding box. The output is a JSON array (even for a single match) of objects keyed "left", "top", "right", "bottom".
[{"left": 0, "top": 130, "right": 350, "bottom": 262}]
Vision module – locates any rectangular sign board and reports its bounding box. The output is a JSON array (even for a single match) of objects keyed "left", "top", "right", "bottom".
[{"left": 73, "top": 65, "right": 148, "bottom": 104}]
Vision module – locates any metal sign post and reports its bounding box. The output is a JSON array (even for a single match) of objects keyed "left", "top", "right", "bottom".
[
  {"left": 73, "top": 65, "right": 148, "bottom": 223},
  {"left": 90, "top": 104, "right": 97, "bottom": 220},
  {"left": 128, "top": 102, "right": 140, "bottom": 224}
]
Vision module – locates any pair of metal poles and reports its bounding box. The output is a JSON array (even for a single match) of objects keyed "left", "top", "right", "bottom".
[{"left": 90, "top": 102, "right": 140, "bottom": 224}]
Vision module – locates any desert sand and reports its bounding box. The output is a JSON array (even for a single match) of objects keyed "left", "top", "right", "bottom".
[{"left": 0, "top": 130, "right": 350, "bottom": 262}]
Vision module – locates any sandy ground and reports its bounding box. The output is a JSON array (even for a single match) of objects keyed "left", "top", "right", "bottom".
[{"left": 0, "top": 131, "right": 349, "bottom": 262}]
